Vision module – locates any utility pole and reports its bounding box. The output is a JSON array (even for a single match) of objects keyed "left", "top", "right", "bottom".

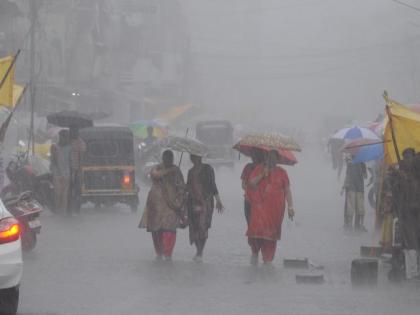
[
  {"left": 408, "top": 40, "right": 417, "bottom": 101},
  {"left": 29, "top": 0, "right": 38, "bottom": 155}
]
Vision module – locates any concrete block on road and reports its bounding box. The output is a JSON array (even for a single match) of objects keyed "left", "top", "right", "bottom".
[
  {"left": 351, "top": 258, "right": 378, "bottom": 287},
  {"left": 283, "top": 258, "right": 309, "bottom": 269}
]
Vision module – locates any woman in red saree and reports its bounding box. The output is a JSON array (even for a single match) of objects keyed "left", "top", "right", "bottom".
[{"left": 246, "top": 150, "right": 295, "bottom": 265}]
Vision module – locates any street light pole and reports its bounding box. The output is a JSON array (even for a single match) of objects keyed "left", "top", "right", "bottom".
[{"left": 29, "top": 0, "right": 38, "bottom": 155}]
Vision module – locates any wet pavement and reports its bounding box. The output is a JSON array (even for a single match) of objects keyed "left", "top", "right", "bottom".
[{"left": 18, "top": 146, "right": 420, "bottom": 315}]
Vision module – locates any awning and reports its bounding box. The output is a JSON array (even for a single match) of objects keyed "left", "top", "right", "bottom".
[
  {"left": 384, "top": 97, "right": 420, "bottom": 164},
  {"left": 0, "top": 55, "right": 14, "bottom": 108},
  {"left": 156, "top": 104, "right": 192, "bottom": 124}
]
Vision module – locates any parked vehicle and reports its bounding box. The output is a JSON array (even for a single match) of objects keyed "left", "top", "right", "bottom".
[
  {"left": 0, "top": 198, "right": 22, "bottom": 315},
  {"left": 79, "top": 126, "right": 140, "bottom": 212},
  {"left": 1, "top": 153, "right": 54, "bottom": 212},
  {"left": 2, "top": 192, "right": 42, "bottom": 251},
  {"left": 195, "top": 120, "right": 235, "bottom": 168}
]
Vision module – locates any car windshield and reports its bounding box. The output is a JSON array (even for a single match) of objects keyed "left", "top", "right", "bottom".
[{"left": 88, "top": 140, "right": 119, "bottom": 158}]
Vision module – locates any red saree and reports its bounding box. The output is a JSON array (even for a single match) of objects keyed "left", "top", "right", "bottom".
[{"left": 246, "top": 164, "right": 290, "bottom": 241}]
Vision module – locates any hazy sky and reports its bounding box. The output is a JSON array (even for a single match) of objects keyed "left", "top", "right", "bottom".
[{"left": 182, "top": 0, "right": 420, "bottom": 132}]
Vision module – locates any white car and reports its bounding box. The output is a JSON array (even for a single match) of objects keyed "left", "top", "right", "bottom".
[{"left": 0, "top": 199, "right": 22, "bottom": 315}]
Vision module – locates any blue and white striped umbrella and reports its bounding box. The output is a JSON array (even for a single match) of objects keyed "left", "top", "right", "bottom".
[
  {"left": 332, "top": 126, "right": 379, "bottom": 141},
  {"left": 352, "top": 143, "right": 384, "bottom": 163}
]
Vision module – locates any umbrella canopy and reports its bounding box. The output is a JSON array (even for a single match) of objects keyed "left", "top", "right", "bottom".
[
  {"left": 332, "top": 126, "right": 379, "bottom": 141},
  {"left": 128, "top": 120, "right": 167, "bottom": 138},
  {"left": 342, "top": 139, "right": 384, "bottom": 163},
  {"left": 47, "top": 110, "right": 93, "bottom": 128},
  {"left": 235, "top": 132, "right": 301, "bottom": 152},
  {"left": 158, "top": 136, "right": 209, "bottom": 157},
  {"left": 233, "top": 143, "right": 297, "bottom": 165}
]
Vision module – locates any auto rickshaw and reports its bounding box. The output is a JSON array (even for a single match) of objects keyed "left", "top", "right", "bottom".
[
  {"left": 195, "top": 120, "right": 235, "bottom": 168},
  {"left": 79, "top": 126, "right": 139, "bottom": 212}
]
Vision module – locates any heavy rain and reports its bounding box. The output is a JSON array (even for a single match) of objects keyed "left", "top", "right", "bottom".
[{"left": 1, "top": 1, "right": 420, "bottom": 315}]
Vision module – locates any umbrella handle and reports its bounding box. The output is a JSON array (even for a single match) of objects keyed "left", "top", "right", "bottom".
[{"left": 178, "top": 128, "right": 190, "bottom": 167}]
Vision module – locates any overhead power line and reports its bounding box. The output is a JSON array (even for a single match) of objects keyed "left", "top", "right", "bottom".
[
  {"left": 191, "top": 35, "right": 420, "bottom": 61},
  {"left": 392, "top": 0, "right": 420, "bottom": 12}
]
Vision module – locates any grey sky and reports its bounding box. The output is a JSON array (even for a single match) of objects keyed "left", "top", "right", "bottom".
[{"left": 182, "top": 0, "right": 420, "bottom": 131}]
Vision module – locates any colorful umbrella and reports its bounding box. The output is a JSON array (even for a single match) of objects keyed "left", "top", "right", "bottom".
[
  {"left": 235, "top": 132, "right": 301, "bottom": 152},
  {"left": 233, "top": 143, "right": 297, "bottom": 165},
  {"left": 342, "top": 139, "right": 384, "bottom": 163},
  {"left": 332, "top": 126, "right": 379, "bottom": 141},
  {"left": 128, "top": 120, "right": 167, "bottom": 139}
]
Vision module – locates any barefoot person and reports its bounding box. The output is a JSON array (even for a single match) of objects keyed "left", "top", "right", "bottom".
[
  {"left": 139, "top": 150, "right": 186, "bottom": 261},
  {"left": 186, "top": 154, "right": 224, "bottom": 262},
  {"left": 246, "top": 150, "right": 295, "bottom": 265}
]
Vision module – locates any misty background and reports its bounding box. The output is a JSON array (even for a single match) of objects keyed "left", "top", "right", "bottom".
[
  {"left": 2, "top": 1, "right": 420, "bottom": 314},
  {"left": 2, "top": 0, "right": 420, "bottom": 137}
]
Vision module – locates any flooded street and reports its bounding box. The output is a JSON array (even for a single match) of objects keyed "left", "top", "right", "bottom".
[
  {"left": 17, "top": 145, "right": 420, "bottom": 315},
  {"left": 2, "top": 1, "right": 420, "bottom": 314}
]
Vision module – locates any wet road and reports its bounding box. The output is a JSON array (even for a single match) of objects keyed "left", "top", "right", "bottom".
[{"left": 18, "top": 147, "right": 420, "bottom": 315}]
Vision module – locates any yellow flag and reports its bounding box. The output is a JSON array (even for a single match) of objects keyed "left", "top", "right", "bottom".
[
  {"left": 384, "top": 101, "right": 420, "bottom": 164},
  {"left": 12, "top": 84, "right": 25, "bottom": 107},
  {"left": 156, "top": 104, "right": 192, "bottom": 124},
  {"left": 0, "top": 55, "right": 15, "bottom": 108}
]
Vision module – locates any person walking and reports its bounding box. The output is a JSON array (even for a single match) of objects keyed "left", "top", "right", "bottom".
[
  {"left": 139, "top": 150, "right": 186, "bottom": 261},
  {"left": 241, "top": 148, "right": 265, "bottom": 225},
  {"left": 246, "top": 150, "right": 295, "bottom": 265},
  {"left": 186, "top": 154, "right": 224, "bottom": 262},
  {"left": 328, "top": 137, "right": 345, "bottom": 179},
  {"left": 50, "top": 129, "right": 71, "bottom": 213},
  {"left": 342, "top": 156, "right": 367, "bottom": 231},
  {"left": 69, "top": 128, "right": 86, "bottom": 215},
  {"left": 144, "top": 126, "right": 157, "bottom": 146}
]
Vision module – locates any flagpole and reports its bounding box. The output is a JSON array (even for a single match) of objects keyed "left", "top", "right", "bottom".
[
  {"left": 385, "top": 104, "right": 401, "bottom": 163},
  {"left": 0, "top": 49, "right": 21, "bottom": 92}
]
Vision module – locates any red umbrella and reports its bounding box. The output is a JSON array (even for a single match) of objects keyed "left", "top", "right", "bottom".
[{"left": 233, "top": 143, "right": 298, "bottom": 165}]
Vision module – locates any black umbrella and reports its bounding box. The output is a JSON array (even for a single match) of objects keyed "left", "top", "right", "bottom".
[{"left": 47, "top": 110, "right": 93, "bottom": 128}]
